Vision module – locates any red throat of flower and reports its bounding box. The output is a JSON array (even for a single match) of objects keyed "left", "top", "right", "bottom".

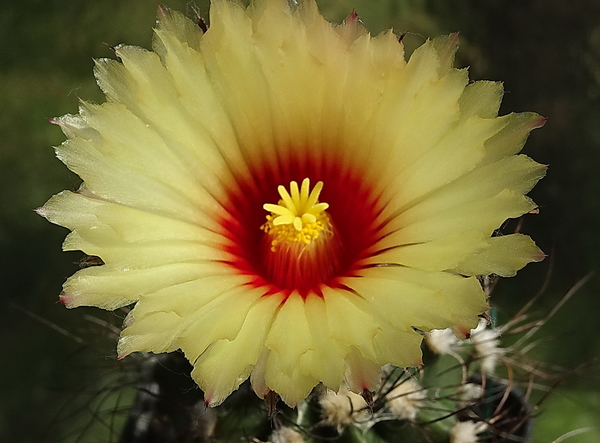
[
  {"left": 219, "top": 156, "right": 385, "bottom": 299},
  {"left": 260, "top": 178, "right": 343, "bottom": 293}
]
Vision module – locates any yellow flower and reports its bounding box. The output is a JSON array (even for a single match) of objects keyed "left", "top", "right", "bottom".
[{"left": 38, "top": 0, "right": 545, "bottom": 407}]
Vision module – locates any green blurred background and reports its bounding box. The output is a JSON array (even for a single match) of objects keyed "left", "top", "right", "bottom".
[{"left": 1, "top": 0, "right": 599, "bottom": 441}]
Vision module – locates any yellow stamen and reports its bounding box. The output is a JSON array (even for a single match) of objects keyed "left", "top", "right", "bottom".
[{"left": 262, "top": 178, "right": 331, "bottom": 250}]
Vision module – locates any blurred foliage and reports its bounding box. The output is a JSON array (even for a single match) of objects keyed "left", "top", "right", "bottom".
[{"left": 1, "top": 0, "right": 599, "bottom": 442}]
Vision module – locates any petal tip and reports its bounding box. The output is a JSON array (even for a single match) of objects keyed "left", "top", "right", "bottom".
[
  {"left": 346, "top": 9, "right": 359, "bottom": 24},
  {"left": 59, "top": 293, "right": 73, "bottom": 307},
  {"left": 532, "top": 116, "right": 547, "bottom": 129},
  {"left": 453, "top": 324, "right": 473, "bottom": 340},
  {"left": 33, "top": 206, "right": 46, "bottom": 217}
]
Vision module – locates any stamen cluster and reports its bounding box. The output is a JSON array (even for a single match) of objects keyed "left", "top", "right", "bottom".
[{"left": 262, "top": 178, "right": 331, "bottom": 251}]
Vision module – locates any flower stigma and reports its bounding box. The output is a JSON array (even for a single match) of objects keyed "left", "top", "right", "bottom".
[{"left": 262, "top": 178, "right": 331, "bottom": 251}]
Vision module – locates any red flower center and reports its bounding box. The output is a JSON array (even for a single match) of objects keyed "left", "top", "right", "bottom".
[{"left": 219, "top": 151, "right": 386, "bottom": 298}]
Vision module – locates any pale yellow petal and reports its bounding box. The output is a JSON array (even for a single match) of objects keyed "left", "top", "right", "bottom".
[
  {"left": 453, "top": 234, "right": 545, "bottom": 277},
  {"left": 192, "top": 294, "right": 284, "bottom": 406},
  {"left": 459, "top": 80, "right": 504, "bottom": 119},
  {"left": 37, "top": 190, "right": 107, "bottom": 231},
  {"left": 367, "top": 231, "right": 488, "bottom": 272},
  {"left": 431, "top": 33, "right": 459, "bottom": 77},
  {"left": 370, "top": 68, "right": 469, "bottom": 186},
  {"left": 247, "top": 0, "right": 346, "bottom": 153},
  {"left": 118, "top": 273, "right": 253, "bottom": 357},
  {"left": 92, "top": 202, "right": 224, "bottom": 243},
  {"left": 117, "top": 310, "right": 182, "bottom": 356},
  {"left": 264, "top": 351, "right": 320, "bottom": 407},
  {"left": 129, "top": 274, "right": 252, "bottom": 319},
  {"left": 61, "top": 263, "right": 209, "bottom": 309},
  {"left": 334, "top": 9, "right": 369, "bottom": 44},
  {"left": 482, "top": 112, "right": 546, "bottom": 163},
  {"left": 390, "top": 155, "right": 546, "bottom": 229},
  {"left": 53, "top": 113, "right": 102, "bottom": 142},
  {"left": 322, "top": 287, "right": 378, "bottom": 361},
  {"left": 383, "top": 116, "right": 507, "bottom": 214},
  {"left": 386, "top": 189, "right": 537, "bottom": 245},
  {"left": 178, "top": 285, "right": 267, "bottom": 364},
  {"left": 329, "top": 30, "right": 406, "bottom": 172},
  {"left": 63, "top": 232, "right": 229, "bottom": 271},
  {"left": 344, "top": 347, "right": 382, "bottom": 393},
  {"left": 151, "top": 24, "right": 250, "bottom": 178},
  {"left": 39, "top": 192, "right": 228, "bottom": 267},
  {"left": 154, "top": 7, "right": 204, "bottom": 54},
  {"left": 95, "top": 45, "right": 241, "bottom": 196},
  {"left": 55, "top": 136, "right": 218, "bottom": 228},
  {"left": 250, "top": 349, "right": 270, "bottom": 399},
  {"left": 264, "top": 292, "right": 311, "bottom": 375},
  {"left": 201, "top": 0, "right": 277, "bottom": 158},
  {"left": 297, "top": 294, "right": 346, "bottom": 389},
  {"left": 372, "top": 325, "right": 424, "bottom": 368},
  {"left": 345, "top": 267, "right": 487, "bottom": 333}
]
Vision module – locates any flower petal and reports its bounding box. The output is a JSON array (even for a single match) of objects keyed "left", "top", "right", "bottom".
[
  {"left": 453, "top": 233, "right": 545, "bottom": 277},
  {"left": 61, "top": 263, "right": 209, "bottom": 309},
  {"left": 192, "top": 294, "right": 284, "bottom": 406},
  {"left": 346, "top": 267, "right": 487, "bottom": 333}
]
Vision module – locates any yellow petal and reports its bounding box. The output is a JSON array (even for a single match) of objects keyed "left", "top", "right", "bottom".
[
  {"left": 154, "top": 7, "right": 204, "bottom": 54},
  {"left": 264, "top": 293, "right": 311, "bottom": 375},
  {"left": 117, "top": 310, "right": 182, "bottom": 356},
  {"left": 178, "top": 285, "right": 266, "bottom": 363},
  {"left": 453, "top": 234, "right": 545, "bottom": 277},
  {"left": 344, "top": 347, "right": 382, "bottom": 393},
  {"left": 192, "top": 294, "right": 283, "bottom": 406},
  {"left": 482, "top": 112, "right": 546, "bottom": 163},
  {"left": 459, "top": 80, "right": 504, "bottom": 119},
  {"left": 372, "top": 325, "right": 424, "bottom": 368},
  {"left": 297, "top": 295, "right": 346, "bottom": 389},
  {"left": 368, "top": 231, "right": 489, "bottom": 272},
  {"left": 346, "top": 267, "right": 486, "bottom": 333},
  {"left": 322, "top": 287, "right": 379, "bottom": 361},
  {"left": 388, "top": 188, "right": 537, "bottom": 244},
  {"left": 264, "top": 351, "right": 320, "bottom": 407},
  {"left": 431, "top": 33, "right": 460, "bottom": 77},
  {"left": 61, "top": 263, "right": 208, "bottom": 309}
]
